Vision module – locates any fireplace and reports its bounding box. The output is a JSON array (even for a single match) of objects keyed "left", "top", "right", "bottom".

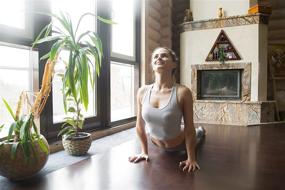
[{"left": 197, "top": 69, "right": 242, "bottom": 100}]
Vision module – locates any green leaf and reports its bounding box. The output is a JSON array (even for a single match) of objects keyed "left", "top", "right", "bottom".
[
  {"left": 68, "top": 52, "right": 77, "bottom": 100},
  {"left": 8, "top": 122, "right": 17, "bottom": 141},
  {"left": 2, "top": 98, "right": 16, "bottom": 121},
  {"left": 30, "top": 142, "right": 39, "bottom": 164},
  {"left": 32, "top": 22, "right": 52, "bottom": 47},
  {"left": 58, "top": 126, "right": 73, "bottom": 137},
  {"left": 77, "top": 30, "right": 91, "bottom": 43},
  {"left": 97, "top": 16, "right": 116, "bottom": 25},
  {"left": 38, "top": 138, "right": 49, "bottom": 155},
  {"left": 33, "top": 35, "right": 63, "bottom": 45},
  {"left": 77, "top": 119, "right": 84, "bottom": 129},
  {"left": 32, "top": 119, "right": 39, "bottom": 136},
  {"left": 11, "top": 142, "right": 19, "bottom": 160},
  {"left": 64, "top": 130, "right": 76, "bottom": 138},
  {"left": 64, "top": 119, "right": 76, "bottom": 127},
  {"left": 0, "top": 124, "right": 4, "bottom": 132},
  {"left": 68, "top": 107, "right": 76, "bottom": 112},
  {"left": 90, "top": 33, "right": 103, "bottom": 67},
  {"left": 80, "top": 53, "right": 89, "bottom": 110},
  {"left": 86, "top": 43, "right": 100, "bottom": 77},
  {"left": 21, "top": 142, "right": 31, "bottom": 163},
  {"left": 40, "top": 52, "right": 51, "bottom": 60},
  {"left": 19, "top": 116, "right": 31, "bottom": 141},
  {"left": 49, "top": 40, "right": 63, "bottom": 61}
]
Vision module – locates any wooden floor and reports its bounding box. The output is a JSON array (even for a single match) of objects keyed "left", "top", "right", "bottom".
[{"left": 1, "top": 124, "right": 285, "bottom": 190}]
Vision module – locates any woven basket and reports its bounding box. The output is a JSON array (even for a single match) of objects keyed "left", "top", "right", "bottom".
[
  {"left": 0, "top": 135, "right": 49, "bottom": 181},
  {"left": 62, "top": 132, "right": 92, "bottom": 156}
]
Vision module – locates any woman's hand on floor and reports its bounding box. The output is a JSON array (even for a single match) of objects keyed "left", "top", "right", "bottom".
[
  {"left": 128, "top": 153, "right": 149, "bottom": 163},
  {"left": 179, "top": 159, "right": 200, "bottom": 172}
]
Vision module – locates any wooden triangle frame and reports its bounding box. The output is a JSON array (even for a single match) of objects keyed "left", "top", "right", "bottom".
[{"left": 205, "top": 30, "right": 241, "bottom": 62}]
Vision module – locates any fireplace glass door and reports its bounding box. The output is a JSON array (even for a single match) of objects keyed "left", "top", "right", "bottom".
[{"left": 198, "top": 69, "right": 241, "bottom": 100}]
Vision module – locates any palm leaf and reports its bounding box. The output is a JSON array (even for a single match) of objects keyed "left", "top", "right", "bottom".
[
  {"left": 68, "top": 52, "right": 77, "bottom": 100},
  {"left": 33, "top": 35, "right": 63, "bottom": 45},
  {"left": 19, "top": 116, "right": 31, "bottom": 141},
  {"left": 7, "top": 122, "right": 17, "bottom": 141},
  {"left": 97, "top": 16, "right": 116, "bottom": 24},
  {"left": 31, "top": 119, "right": 39, "bottom": 136},
  {"left": 38, "top": 138, "right": 49, "bottom": 155},
  {"left": 0, "top": 124, "right": 4, "bottom": 132},
  {"left": 11, "top": 142, "right": 19, "bottom": 159},
  {"left": 80, "top": 53, "right": 89, "bottom": 110},
  {"left": 58, "top": 125, "right": 73, "bottom": 137},
  {"left": 21, "top": 142, "right": 31, "bottom": 163},
  {"left": 32, "top": 22, "right": 52, "bottom": 47},
  {"left": 2, "top": 98, "right": 16, "bottom": 121}
]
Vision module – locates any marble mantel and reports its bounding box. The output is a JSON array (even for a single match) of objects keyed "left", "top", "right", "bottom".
[{"left": 181, "top": 13, "right": 270, "bottom": 32}]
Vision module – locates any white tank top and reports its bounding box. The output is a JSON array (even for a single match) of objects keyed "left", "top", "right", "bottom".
[{"left": 141, "top": 84, "right": 183, "bottom": 140}]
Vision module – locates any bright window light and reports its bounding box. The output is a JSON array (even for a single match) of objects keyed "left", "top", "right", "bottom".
[
  {"left": 111, "top": 0, "right": 135, "bottom": 58},
  {"left": 0, "top": 0, "right": 25, "bottom": 29}
]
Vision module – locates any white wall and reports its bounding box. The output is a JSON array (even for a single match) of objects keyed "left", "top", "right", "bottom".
[
  {"left": 180, "top": 24, "right": 268, "bottom": 101},
  {"left": 190, "top": 0, "right": 250, "bottom": 20}
]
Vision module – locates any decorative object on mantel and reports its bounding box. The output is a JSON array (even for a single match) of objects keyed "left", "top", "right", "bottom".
[
  {"left": 183, "top": 9, "right": 193, "bottom": 22},
  {"left": 248, "top": 3, "right": 272, "bottom": 15},
  {"left": 218, "top": 7, "right": 225, "bottom": 18},
  {"left": 206, "top": 30, "right": 241, "bottom": 62}
]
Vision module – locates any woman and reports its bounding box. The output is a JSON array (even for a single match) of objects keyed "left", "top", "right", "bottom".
[{"left": 128, "top": 47, "right": 205, "bottom": 172}]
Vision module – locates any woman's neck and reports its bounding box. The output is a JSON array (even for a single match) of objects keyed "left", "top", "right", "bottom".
[{"left": 154, "top": 73, "right": 175, "bottom": 90}]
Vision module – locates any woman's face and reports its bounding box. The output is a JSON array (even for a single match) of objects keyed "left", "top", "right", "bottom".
[{"left": 151, "top": 48, "right": 176, "bottom": 74}]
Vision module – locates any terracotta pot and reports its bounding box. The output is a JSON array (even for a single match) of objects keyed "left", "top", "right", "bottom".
[
  {"left": 62, "top": 132, "right": 92, "bottom": 156},
  {"left": 0, "top": 135, "right": 49, "bottom": 181}
]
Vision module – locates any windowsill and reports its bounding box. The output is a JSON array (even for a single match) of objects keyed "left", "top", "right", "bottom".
[{"left": 49, "top": 121, "right": 136, "bottom": 153}]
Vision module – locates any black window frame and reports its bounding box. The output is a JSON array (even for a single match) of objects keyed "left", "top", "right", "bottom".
[
  {"left": 39, "top": 0, "right": 141, "bottom": 142},
  {"left": 0, "top": 0, "right": 140, "bottom": 142}
]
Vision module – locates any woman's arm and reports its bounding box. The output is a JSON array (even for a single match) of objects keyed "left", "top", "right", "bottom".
[
  {"left": 178, "top": 86, "right": 200, "bottom": 172},
  {"left": 129, "top": 86, "right": 149, "bottom": 163}
]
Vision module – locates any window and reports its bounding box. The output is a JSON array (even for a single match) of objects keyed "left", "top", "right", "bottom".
[
  {"left": 0, "top": 43, "right": 38, "bottom": 138},
  {"left": 110, "top": 0, "right": 139, "bottom": 122},
  {"left": 0, "top": 0, "right": 34, "bottom": 46},
  {"left": 111, "top": 0, "right": 135, "bottom": 60},
  {"left": 0, "top": 0, "right": 140, "bottom": 141},
  {"left": 111, "top": 62, "right": 135, "bottom": 121}
]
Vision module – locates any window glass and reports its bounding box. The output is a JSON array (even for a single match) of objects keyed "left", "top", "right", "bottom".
[
  {"left": 110, "top": 62, "right": 135, "bottom": 121},
  {"left": 50, "top": 1, "right": 97, "bottom": 123},
  {"left": 52, "top": 50, "right": 96, "bottom": 123},
  {"left": 0, "top": 0, "right": 25, "bottom": 29},
  {"left": 111, "top": 0, "right": 135, "bottom": 59},
  {"left": 0, "top": 45, "right": 37, "bottom": 138},
  {"left": 51, "top": 0, "right": 96, "bottom": 35}
]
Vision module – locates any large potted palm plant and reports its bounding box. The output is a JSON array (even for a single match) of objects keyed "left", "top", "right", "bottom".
[
  {"left": 33, "top": 12, "right": 110, "bottom": 156},
  {"left": 0, "top": 58, "right": 56, "bottom": 180}
]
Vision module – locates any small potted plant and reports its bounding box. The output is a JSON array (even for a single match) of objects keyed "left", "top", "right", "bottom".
[
  {"left": 0, "top": 58, "right": 56, "bottom": 180},
  {"left": 33, "top": 12, "right": 111, "bottom": 155}
]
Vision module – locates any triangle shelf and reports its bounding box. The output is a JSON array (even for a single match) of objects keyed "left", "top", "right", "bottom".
[{"left": 206, "top": 30, "right": 241, "bottom": 62}]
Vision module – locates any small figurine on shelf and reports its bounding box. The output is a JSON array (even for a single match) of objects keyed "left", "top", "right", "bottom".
[
  {"left": 183, "top": 9, "right": 193, "bottom": 22},
  {"left": 218, "top": 7, "right": 225, "bottom": 18},
  {"left": 218, "top": 47, "right": 226, "bottom": 63}
]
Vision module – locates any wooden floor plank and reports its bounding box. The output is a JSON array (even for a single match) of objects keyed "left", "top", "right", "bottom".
[{"left": 1, "top": 125, "right": 285, "bottom": 190}]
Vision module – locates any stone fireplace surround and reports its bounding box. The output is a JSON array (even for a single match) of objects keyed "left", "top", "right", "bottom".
[
  {"left": 180, "top": 13, "right": 276, "bottom": 126},
  {"left": 191, "top": 62, "right": 275, "bottom": 126}
]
